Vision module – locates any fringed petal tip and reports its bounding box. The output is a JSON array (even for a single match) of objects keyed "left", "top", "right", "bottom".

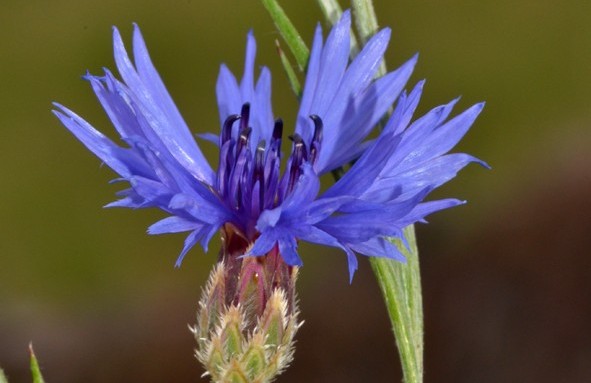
[
  {"left": 477, "top": 157, "right": 492, "bottom": 170},
  {"left": 347, "top": 250, "right": 358, "bottom": 284}
]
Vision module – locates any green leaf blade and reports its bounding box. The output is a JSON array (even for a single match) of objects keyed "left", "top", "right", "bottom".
[
  {"left": 275, "top": 40, "right": 302, "bottom": 97},
  {"left": 29, "top": 344, "right": 46, "bottom": 383},
  {"left": 348, "top": 2, "right": 422, "bottom": 381},
  {"left": 261, "top": 0, "right": 309, "bottom": 71},
  {"left": 0, "top": 368, "right": 8, "bottom": 383}
]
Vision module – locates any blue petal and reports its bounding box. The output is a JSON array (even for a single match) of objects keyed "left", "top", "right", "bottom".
[
  {"left": 282, "top": 164, "right": 320, "bottom": 209},
  {"left": 216, "top": 64, "right": 242, "bottom": 124},
  {"left": 168, "top": 193, "right": 230, "bottom": 226},
  {"left": 344, "top": 246, "right": 358, "bottom": 283},
  {"left": 148, "top": 216, "right": 203, "bottom": 234},
  {"left": 384, "top": 98, "right": 461, "bottom": 170},
  {"left": 366, "top": 153, "right": 487, "bottom": 203},
  {"left": 318, "top": 55, "right": 418, "bottom": 172},
  {"left": 133, "top": 142, "right": 181, "bottom": 192},
  {"left": 422, "top": 102, "right": 485, "bottom": 157},
  {"left": 132, "top": 25, "right": 203, "bottom": 154},
  {"left": 320, "top": 27, "right": 391, "bottom": 132},
  {"left": 249, "top": 229, "right": 279, "bottom": 256},
  {"left": 129, "top": 176, "right": 173, "bottom": 207},
  {"left": 53, "top": 105, "right": 151, "bottom": 179},
  {"left": 317, "top": 189, "right": 430, "bottom": 243},
  {"left": 196, "top": 132, "right": 219, "bottom": 146},
  {"left": 296, "top": 23, "right": 324, "bottom": 142},
  {"left": 309, "top": 10, "right": 351, "bottom": 119},
  {"left": 349, "top": 237, "right": 406, "bottom": 262},
  {"left": 199, "top": 223, "right": 222, "bottom": 253},
  {"left": 216, "top": 32, "right": 273, "bottom": 151},
  {"left": 240, "top": 31, "right": 256, "bottom": 103},
  {"left": 175, "top": 228, "right": 204, "bottom": 267},
  {"left": 85, "top": 72, "right": 144, "bottom": 140},
  {"left": 299, "top": 196, "right": 352, "bottom": 225},
  {"left": 253, "top": 66, "right": 274, "bottom": 142},
  {"left": 323, "top": 131, "right": 402, "bottom": 199},
  {"left": 384, "top": 80, "right": 424, "bottom": 135},
  {"left": 105, "top": 196, "right": 140, "bottom": 209},
  {"left": 294, "top": 225, "right": 340, "bottom": 247},
  {"left": 398, "top": 198, "right": 465, "bottom": 226},
  {"left": 112, "top": 26, "right": 214, "bottom": 184},
  {"left": 277, "top": 234, "right": 302, "bottom": 266},
  {"left": 257, "top": 207, "right": 283, "bottom": 231}
]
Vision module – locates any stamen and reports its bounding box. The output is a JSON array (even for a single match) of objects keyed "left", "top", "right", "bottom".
[
  {"left": 254, "top": 141, "right": 266, "bottom": 211},
  {"left": 222, "top": 114, "right": 240, "bottom": 144},
  {"left": 310, "top": 115, "right": 323, "bottom": 142},
  {"left": 273, "top": 118, "right": 283, "bottom": 140},
  {"left": 263, "top": 120, "right": 283, "bottom": 209},
  {"left": 217, "top": 116, "right": 240, "bottom": 196},
  {"left": 287, "top": 134, "right": 307, "bottom": 192},
  {"left": 216, "top": 139, "right": 234, "bottom": 196},
  {"left": 309, "top": 115, "right": 323, "bottom": 164},
  {"left": 228, "top": 127, "right": 252, "bottom": 210},
  {"left": 237, "top": 127, "right": 252, "bottom": 155},
  {"left": 240, "top": 103, "right": 250, "bottom": 132},
  {"left": 269, "top": 119, "right": 284, "bottom": 164},
  {"left": 216, "top": 106, "right": 324, "bottom": 232},
  {"left": 288, "top": 134, "right": 307, "bottom": 161}
]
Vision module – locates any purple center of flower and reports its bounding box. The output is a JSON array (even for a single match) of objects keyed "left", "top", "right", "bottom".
[{"left": 216, "top": 103, "right": 323, "bottom": 239}]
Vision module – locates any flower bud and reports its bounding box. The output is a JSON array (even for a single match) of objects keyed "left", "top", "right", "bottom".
[{"left": 194, "top": 225, "right": 300, "bottom": 382}]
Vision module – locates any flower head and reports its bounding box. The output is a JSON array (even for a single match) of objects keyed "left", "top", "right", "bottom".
[{"left": 54, "top": 11, "right": 486, "bottom": 282}]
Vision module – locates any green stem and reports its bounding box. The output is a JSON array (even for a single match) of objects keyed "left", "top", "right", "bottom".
[
  {"left": 351, "top": 0, "right": 387, "bottom": 76},
  {"left": 351, "top": 2, "right": 424, "bottom": 382},
  {"left": 369, "top": 226, "right": 423, "bottom": 383},
  {"left": 317, "top": 0, "right": 360, "bottom": 57}
]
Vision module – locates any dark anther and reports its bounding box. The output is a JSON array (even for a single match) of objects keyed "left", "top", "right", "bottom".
[
  {"left": 287, "top": 133, "right": 308, "bottom": 191},
  {"left": 309, "top": 115, "right": 323, "bottom": 164},
  {"left": 222, "top": 114, "right": 241, "bottom": 144},
  {"left": 288, "top": 133, "right": 303, "bottom": 143},
  {"left": 273, "top": 118, "right": 284, "bottom": 140},
  {"left": 310, "top": 115, "right": 323, "bottom": 143},
  {"left": 254, "top": 141, "right": 266, "bottom": 209},
  {"left": 240, "top": 103, "right": 251, "bottom": 131}
]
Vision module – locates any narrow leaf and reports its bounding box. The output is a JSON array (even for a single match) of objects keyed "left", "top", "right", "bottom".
[
  {"left": 275, "top": 40, "right": 302, "bottom": 97},
  {"left": 261, "top": 0, "right": 309, "bottom": 71},
  {"left": 351, "top": 0, "right": 379, "bottom": 44},
  {"left": 29, "top": 344, "right": 46, "bottom": 383},
  {"left": 0, "top": 368, "right": 8, "bottom": 383},
  {"left": 317, "top": 0, "right": 344, "bottom": 25}
]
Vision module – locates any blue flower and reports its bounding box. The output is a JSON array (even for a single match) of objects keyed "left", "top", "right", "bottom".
[{"left": 54, "top": 11, "right": 487, "bottom": 281}]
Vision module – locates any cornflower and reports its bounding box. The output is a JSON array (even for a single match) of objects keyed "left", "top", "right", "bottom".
[{"left": 54, "top": 10, "right": 486, "bottom": 382}]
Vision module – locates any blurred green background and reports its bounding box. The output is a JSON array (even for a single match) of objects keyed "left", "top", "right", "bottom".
[{"left": 1, "top": 1, "right": 590, "bottom": 382}]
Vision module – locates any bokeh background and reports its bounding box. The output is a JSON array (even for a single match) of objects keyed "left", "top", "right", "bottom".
[{"left": 1, "top": 0, "right": 590, "bottom": 382}]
